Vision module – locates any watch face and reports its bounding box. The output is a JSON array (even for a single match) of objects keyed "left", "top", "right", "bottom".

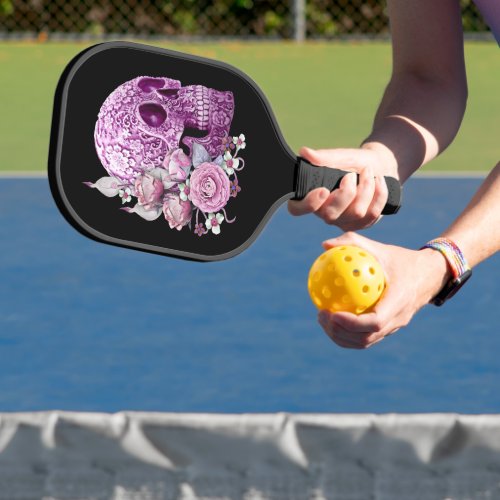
[{"left": 432, "top": 269, "right": 472, "bottom": 306}]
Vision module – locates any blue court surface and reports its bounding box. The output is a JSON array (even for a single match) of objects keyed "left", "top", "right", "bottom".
[{"left": 0, "top": 176, "right": 498, "bottom": 413}]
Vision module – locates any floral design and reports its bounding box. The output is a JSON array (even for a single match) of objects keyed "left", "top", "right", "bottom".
[
  {"left": 163, "top": 193, "right": 192, "bottom": 231},
  {"left": 230, "top": 178, "right": 241, "bottom": 198},
  {"left": 189, "top": 162, "right": 231, "bottom": 213},
  {"left": 119, "top": 187, "right": 132, "bottom": 204},
  {"left": 194, "top": 222, "right": 208, "bottom": 237},
  {"left": 179, "top": 179, "right": 191, "bottom": 201},
  {"left": 85, "top": 135, "right": 247, "bottom": 237},
  {"left": 205, "top": 212, "right": 224, "bottom": 235},
  {"left": 223, "top": 151, "right": 239, "bottom": 175},
  {"left": 135, "top": 173, "right": 164, "bottom": 210},
  {"left": 233, "top": 134, "right": 246, "bottom": 150}
]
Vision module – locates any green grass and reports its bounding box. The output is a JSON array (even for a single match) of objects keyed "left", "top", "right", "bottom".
[{"left": 0, "top": 40, "right": 497, "bottom": 172}]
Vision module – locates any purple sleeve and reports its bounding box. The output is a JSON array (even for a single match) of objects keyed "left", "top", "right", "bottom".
[{"left": 473, "top": 0, "right": 500, "bottom": 45}]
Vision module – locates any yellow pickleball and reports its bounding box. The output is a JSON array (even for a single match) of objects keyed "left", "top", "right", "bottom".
[{"left": 308, "top": 245, "right": 385, "bottom": 314}]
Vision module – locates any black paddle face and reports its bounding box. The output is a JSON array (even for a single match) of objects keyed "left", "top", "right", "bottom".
[{"left": 49, "top": 41, "right": 296, "bottom": 262}]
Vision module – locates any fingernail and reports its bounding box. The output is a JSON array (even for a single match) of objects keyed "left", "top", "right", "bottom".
[{"left": 319, "top": 188, "right": 329, "bottom": 201}]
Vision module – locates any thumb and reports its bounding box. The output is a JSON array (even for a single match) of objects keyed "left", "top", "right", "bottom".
[
  {"left": 322, "top": 231, "right": 369, "bottom": 250},
  {"left": 299, "top": 147, "right": 365, "bottom": 170}
]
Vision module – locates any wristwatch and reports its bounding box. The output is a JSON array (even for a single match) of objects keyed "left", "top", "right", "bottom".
[{"left": 421, "top": 238, "right": 472, "bottom": 306}]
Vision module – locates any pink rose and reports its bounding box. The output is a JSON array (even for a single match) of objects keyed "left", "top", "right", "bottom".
[
  {"left": 163, "top": 148, "right": 191, "bottom": 182},
  {"left": 134, "top": 173, "right": 164, "bottom": 210},
  {"left": 163, "top": 193, "right": 192, "bottom": 231},
  {"left": 189, "top": 162, "right": 230, "bottom": 213}
]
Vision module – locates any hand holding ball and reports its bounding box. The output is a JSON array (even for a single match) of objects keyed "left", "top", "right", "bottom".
[{"left": 308, "top": 245, "right": 385, "bottom": 314}]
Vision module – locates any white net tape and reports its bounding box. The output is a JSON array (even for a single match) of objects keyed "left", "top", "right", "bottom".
[{"left": 0, "top": 412, "right": 500, "bottom": 499}]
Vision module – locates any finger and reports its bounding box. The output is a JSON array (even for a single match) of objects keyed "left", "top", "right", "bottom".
[
  {"left": 321, "top": 324, "right": 365, "bottom": 349},
  {"left": 319, "top": 309, "right": 391, "bottom": 349},
  {"left": 364, "top": 174, "right": 389, "bottom": 223},
  {"left": 365, "top": 336, "right": 386, "bottom": 348},
  {"left": 331, "top": 317, "right": 390, "bottom": 349},
  {"left": 288, "top": 187, "right": 330, "bottom": 216},
  {"left": 319, "top": 311, "right": 371, "bottom": 349},
  {"left": 299, "top": 146, "right": 367, "bottom": 171},
  {"left": 315, "top": 172, "right": 357, "bottom": 224},
  {"left": 342, "top": 164, "right": 376, "bottom": 221},
  {"left": 331, "top": 336, "right": 364, "bottom": 349},
  {"left": 330, "top": 311, "right": 385, "bottom": 335},
  {"left": 322, "top": 230, "right": 369, "bottom": 251},
  {"left": 330, "top": 323, "right": 372, "bottom": 348},
  {"left": 332, "top": 288, "right": 402, "bottom": 338}
]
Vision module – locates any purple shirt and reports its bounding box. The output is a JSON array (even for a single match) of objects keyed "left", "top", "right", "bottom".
[{"left": 474, "top": 0, "right": 500, "bottom": 45}]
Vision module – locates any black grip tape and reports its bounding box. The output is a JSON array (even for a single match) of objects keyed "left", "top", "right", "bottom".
[{"left": 293, "top": 157, "right": 402, "bottom": 215}]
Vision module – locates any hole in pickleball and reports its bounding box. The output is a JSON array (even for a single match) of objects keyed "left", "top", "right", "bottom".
[
  {"left": 356, "top": 306, "right": 366, "bottom": 314},
  {"left": 362, "top": 285, "right": 369, "bottom": 293},
  {"left": 369, "top": 267, "right": 375, "bottom": 275},
  {"left": 322, "top": 286, "right": 332, "bottom": 299},
  {"left": 378, "top": 284, "right": 382, "bottom": 291},
  {"left": 334, "top": 277, "right": 344, "bottom": 287},
  {"left": 359, "top": 252, "right": 367, "bottom": 257},
  {"left": 352, "top": 269, "right": 360, "bottom": 277},
  {"left": 327, "top": 264, "right": 335, "bottom": 272},
  {"left": 344, "top": 256, "right": 352, "bottom": 262},
  {"left": 313, "top": 271, "right": 321, "bottom": 282},
  {"left": 342, "top": 295, "right": 351, "bottom": 304}
]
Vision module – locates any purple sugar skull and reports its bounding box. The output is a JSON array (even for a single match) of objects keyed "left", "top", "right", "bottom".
[{"left": 94, "top": 76, "right": 234, "bottom": 183}]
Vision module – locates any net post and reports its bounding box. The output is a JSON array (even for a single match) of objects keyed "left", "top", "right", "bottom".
[{"left": 292, "top": 0, "right": 306, "bottom": 42}]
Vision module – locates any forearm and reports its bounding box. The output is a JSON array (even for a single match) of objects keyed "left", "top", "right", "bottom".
[
  {"left": 360, "top": 0, "right": 467, "bottom": 183},
  {"left": 419, "top": 162, "right": 500, "bottom": 302},
  {"left": 441, "top": 162, "right": 500, "bottom": 267},
  {"left": 362, "top": 73, "right": 467, "bottom": 183}
]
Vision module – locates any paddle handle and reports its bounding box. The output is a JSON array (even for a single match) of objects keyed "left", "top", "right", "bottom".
[{"left": 293, "top": 157, "right": 402, "bottom": 215}]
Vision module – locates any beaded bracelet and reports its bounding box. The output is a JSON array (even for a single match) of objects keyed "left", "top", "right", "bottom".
[
  {"left": 421, "top": 238, "right": 470, "bottom": 278},
  {"left": 420, "top": 237, "right": 472, "bottom": 306}
]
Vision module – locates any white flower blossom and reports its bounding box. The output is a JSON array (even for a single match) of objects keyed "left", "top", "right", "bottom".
[
  {"left": 118, "top": 187, "right": 132, "bottom": 204},
  {"left": 223, "top": 151, "right": 239, "bottom": 176},
  {"left": 205, "top": 212, "right": 224, "bottom": 235},
  {"left": 233, "top": 133, "right": 246, "bottom": 150}
]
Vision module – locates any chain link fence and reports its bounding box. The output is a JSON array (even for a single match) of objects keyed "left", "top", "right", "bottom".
[{"left": 0, "top": 0, "right": 491, "bottom": 40}]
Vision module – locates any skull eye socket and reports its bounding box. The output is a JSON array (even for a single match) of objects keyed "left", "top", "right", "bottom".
[
  {"left": 139, "top": 103, "right": 167, "bottom": 128},
  {"left": 137, "top": 77, "right": 165, "bottom": 93},
  {"left": 157, "top": 88, "right": 179, "bottom": 98}
]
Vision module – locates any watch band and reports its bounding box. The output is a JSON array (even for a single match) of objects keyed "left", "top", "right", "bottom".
[{"left": 421, "top": 238, "right": 472, "bottom": 306}]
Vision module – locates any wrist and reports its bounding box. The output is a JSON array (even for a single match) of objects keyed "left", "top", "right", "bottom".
[
  {"left": 361, "top": 141, "right": 399, "bottom": 178},
  {"left": 420, "top": 238, "right": 472, "bottom": 306},
  {"left": 417, "top": 248, "right": 453, "bottom": 303}
]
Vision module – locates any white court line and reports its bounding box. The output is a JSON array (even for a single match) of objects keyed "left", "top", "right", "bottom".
[
  {"left": 0, "top": 171, "right": 48, "bottom": 178},
  {"left": 414, "top": 170, "right": 487, "bottom": 178}
]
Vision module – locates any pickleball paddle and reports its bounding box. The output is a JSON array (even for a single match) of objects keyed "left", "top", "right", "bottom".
[{"left": 49, "top": 41, "right": 401, "bottom": 262}]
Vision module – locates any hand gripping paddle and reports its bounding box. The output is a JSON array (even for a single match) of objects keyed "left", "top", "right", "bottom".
[{"left": 49, "top": 41, "right": 401, "bottom": 262}]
